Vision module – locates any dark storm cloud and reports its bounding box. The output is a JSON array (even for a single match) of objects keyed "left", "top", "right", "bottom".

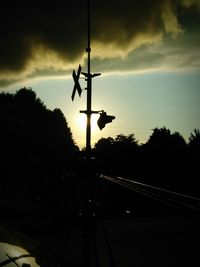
[
  {"left": 0, "top": 1, "right": 86, "bottom": 70},
  {"left": 0, "top": 0, "right": 200, "bottom": 87}
]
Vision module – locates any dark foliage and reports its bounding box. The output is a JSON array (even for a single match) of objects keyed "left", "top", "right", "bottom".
[
  {"left": 142, "top": 127, "right": 189, "bottom": 190},
  {"left": 0, "top": 88, "right": 78, "bottom": 207},
  {"left": 188, "top": 129, "right": 200, "bottom": 190},
  {"left": 94, "top": 134, "right": 139, "bottom": 177},
  {"left": 1, "top": 87, "right": 199, "bottom": 216},
  {"left": 94, "top": 127, "right": 200, "bottom": 195}
]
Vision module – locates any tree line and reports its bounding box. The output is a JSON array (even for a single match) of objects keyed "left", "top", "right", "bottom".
[
  {"left": 93, "top": 128, "right": 200, "bottom": 195},
  {"left": 0, "top": 88, "right": 199, "bottom": 212}
]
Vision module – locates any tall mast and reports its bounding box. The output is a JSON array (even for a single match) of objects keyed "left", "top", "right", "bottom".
[
  {"left": 72, "top": 0, "right": 114, "bottom": 158},
  {"left": 86, "top": 0, "right": 92, "bottom": 159}
]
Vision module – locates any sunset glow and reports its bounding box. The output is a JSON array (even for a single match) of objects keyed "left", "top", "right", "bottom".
[
  {"left": 0, "top": 0, "right": 199, "bottom": 149},
  {"left": 76, "top": 113, "right": 99, "bottom": 133}
]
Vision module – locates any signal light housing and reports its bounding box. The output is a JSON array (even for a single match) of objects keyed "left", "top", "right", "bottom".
[{"left": 97, "top": 111, "right": 115, "bottom": 130}]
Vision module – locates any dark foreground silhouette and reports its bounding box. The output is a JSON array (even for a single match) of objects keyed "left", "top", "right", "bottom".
[
  {"left": 0, "top": 88, "right": 199, "bottom": 215},
  {"left": 0, "top": 88, "right": 200, "bottom": 267}
]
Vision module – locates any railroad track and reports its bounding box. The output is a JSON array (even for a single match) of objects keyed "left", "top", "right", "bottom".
[{"left": 100, "top": 174, "right": 200, "bottom": 216}]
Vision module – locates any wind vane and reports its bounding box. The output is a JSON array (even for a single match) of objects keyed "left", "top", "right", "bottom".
[{"left": 71, "top": 0, "right": 115, "bottom": 159}]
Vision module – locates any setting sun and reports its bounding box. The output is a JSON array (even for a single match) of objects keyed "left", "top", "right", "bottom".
[{"left": 76, "top": 113, "right": 99, "bottom": 132}]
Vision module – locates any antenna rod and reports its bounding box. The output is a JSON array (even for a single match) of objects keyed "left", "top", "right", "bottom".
[{"left": 86, "top": 0, "right": 92, "bottom": 159}]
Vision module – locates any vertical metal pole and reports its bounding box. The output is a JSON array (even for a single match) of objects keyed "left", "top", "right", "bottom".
[{"left": 86, "top": 0, "right": 91, "bottom": 159}]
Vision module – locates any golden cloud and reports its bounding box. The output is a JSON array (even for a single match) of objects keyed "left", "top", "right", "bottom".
[{"left": 0, "top": 0, "right": 200, "bottom": 87}]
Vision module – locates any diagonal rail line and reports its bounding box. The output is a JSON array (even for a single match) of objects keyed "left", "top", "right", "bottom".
[
  {"left": 115, "top": 176, "right": 200, "bottom": 202},
  {"left": 100, "top": 175, "right": 200, "bottom": 214}
]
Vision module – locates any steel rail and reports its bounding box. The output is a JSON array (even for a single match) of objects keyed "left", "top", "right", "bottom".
[
  {"left": 100, "top": 175, "right": 185, "bottom": 211},
  {"left": 100, "top": 175, "right": 200, "bottom": 214},
  {"left": 115, "top": 176, "right": 200, "bottom": 202}
]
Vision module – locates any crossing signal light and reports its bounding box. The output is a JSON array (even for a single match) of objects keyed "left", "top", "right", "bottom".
[{"left": 97, "top": 112, "right": 115, "bottom": 130}]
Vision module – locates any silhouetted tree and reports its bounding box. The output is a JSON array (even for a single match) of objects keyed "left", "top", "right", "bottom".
[
  {"left": 94, "top": 134, "right": 139, "bottom": 177},
  {"left": 188, "top": 129, "right": 200, "bottom": 194},
  {"left": 189, "top": 129, "right": 200, "bottom": 151},
  {"left": 94, "top": 137, "right": 115, "bottom": 174},
  {"left": 0, "top": 88, "right": 78, "bottom": 207},
  {"left": 142, "top": 127, "right": 189, "bottom": 191},
  {"left": 94, "top": 126, "right": 199, "bottom": 194}
]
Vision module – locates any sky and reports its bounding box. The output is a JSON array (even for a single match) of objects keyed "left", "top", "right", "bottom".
[{"left": 0, "top": 0, "right": 200, "bottom": 148}]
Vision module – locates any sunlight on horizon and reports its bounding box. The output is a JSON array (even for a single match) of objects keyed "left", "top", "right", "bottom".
[
  {"left": 76, "top": 113, "right": 99, "bottom": 132},
  {"left": 6, "top": 71, "right": 199, "bottom": 150},
  {"left": 72, "top": 113, "right": 106, "bottom": 148}
]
